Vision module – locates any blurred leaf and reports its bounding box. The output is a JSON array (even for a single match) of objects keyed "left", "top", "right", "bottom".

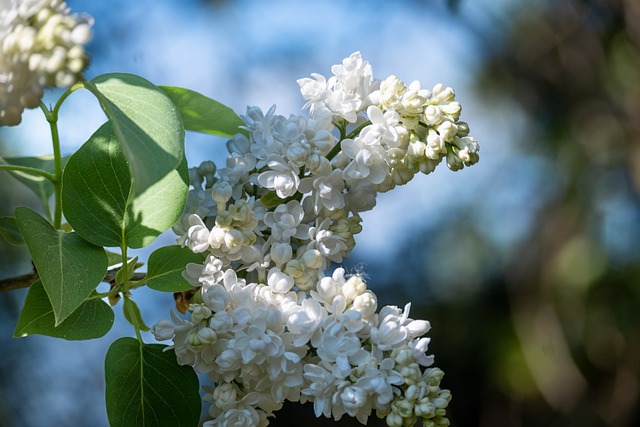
[
  {"left": 62, "top": 122, "right": 189, "bottom": 249},
  {"left": 14, "top": 207, "right": 108, "bottom": 325},
  {"left": 105, "top": 337, "right": 201, "bottom": 427},
  {"left": 160, "top": 86, "right": 246, "bottom": 137},
  {"left": 146, "top": 245, "right": 204, "bottom": 292},
  {"left": 1, "top": 155, "right": 68, "bottom": 217},
  {"left": 0, "top": 216, "right": 25, "bottom": 245},
  {"left": 91, "top": 73, "right": 185, "bottom": 195},
  {"left": 13, "top": 280, "right": 114, "bottom": 340}
]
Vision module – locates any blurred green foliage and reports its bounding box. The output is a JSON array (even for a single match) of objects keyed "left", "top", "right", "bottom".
[{"left": 373, "top": 1, "right": 640, "bottom": 426}]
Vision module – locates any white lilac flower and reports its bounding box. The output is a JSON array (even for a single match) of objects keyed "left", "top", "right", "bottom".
[
  {"left": 257, "top": 155, "right": 300, "bottom": 198},
  {"left": 262, "top": 200, "right": 309, "bottom": 242},
  {"left": 359, "top": 105, "right": 402, "bottom": 147},
  {"left": 185, "top": 214, "right": 211, "bottom": 253},
  {"left": 1, "top": 0, "right": 92, "bottom": 126},
  {"left": 331, "top": 51, "right": 377, "bottom": 112},
  {"left": 307, "top": 218, "right": 348, "bottom": 264},
  {"left": 341, "top": 136, "right": 389, "bottom": 185},
  {"left": 298, "top": 168, "right": 346, "bottom": 215},
  {"left": 299, "top": 51, "right": 377, "bottom": 123}
]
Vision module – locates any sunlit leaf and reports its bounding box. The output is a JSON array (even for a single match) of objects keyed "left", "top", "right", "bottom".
[
  {"left": 14, "top": 207, "right": 108, "bottom": 325},
  {"left": 91, "top": 73, "right": 185, "bottom": 195},
  {"left": 13, "top": 280, "right": 114, "bottom": 340},
  {"left": 105, "top": 337, "right": 201, "bottom": 427},
  {"left": 61, "top": 122, "right": 189, "bottom": 249},
  {"left": 160, "top": 86, "right": 246, "bottom": 137}
]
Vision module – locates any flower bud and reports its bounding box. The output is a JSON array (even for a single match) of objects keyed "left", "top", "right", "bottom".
[
  {"left": 152, "top": 320, "right": 175, "bottom": 341},
  {"left": 212, "top": 383, "right": 237, "bottom": 408},
  {"left": 189, "top": 304, "right": 212, "bottom": 323},
  {"left": 300, "top": 249, "right": 323, "bottom": 269},
  {"left": 198, "top": 161, "right": 217, "bottom": 188},
  {"left": 212, "top": 181, "right": 233, "bottom": 210},
  {"left": 352, "top": 290, "right": 377, "bottom": 319},
  {"left": 197, "top": 327, "right": 217, "bottom": 345}
]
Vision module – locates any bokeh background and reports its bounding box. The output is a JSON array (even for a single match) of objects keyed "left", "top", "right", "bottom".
[{"left": 2, "top": 0, "right": 640, "bottom": 426}]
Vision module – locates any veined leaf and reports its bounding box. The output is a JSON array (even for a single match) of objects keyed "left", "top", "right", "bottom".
[
  {"left": 61, "top": 122, "right": 189, "bottom": 249},
  {"left": 91, "top": 73, "right": 185, "bottom": 195},
  {"left": 14, "top": 280, "right": 113, "bottom": 340},
  {"left": 105, "top": 337, "right": 201, "bottom": 427},
  {"left": 14, "top": 207, "right": 108, "bottom": 325}
]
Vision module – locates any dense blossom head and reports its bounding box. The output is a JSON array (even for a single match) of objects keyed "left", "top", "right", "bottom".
[
  {"left": 0, "top": 0, "right": 92, "bottom": 126},
  {"left": 158, "top": 51, "right": 479, "bottom": 426}
]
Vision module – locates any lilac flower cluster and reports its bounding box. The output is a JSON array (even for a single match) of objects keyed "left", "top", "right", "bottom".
[{"left": 155, "top": 52, "right": 478, "bottom": 427}]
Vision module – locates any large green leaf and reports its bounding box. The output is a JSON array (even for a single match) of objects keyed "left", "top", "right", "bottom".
[
  {"left": 91, "top": 73, "right": 185, "bottom": 195},
  {"left": 14, "top": 207, "right": 108, "bottom": 325},
  {"left": 146, "top": 245, "right": 204, "bottom": 292},
  {"left": 61, "top": 122, "right": 189, "bottom": 249},
  {"left": 0, "top": 216, "right": 25, "bottom": 245},
  {"left": 0, "top": 155, "right": 68, "bottom": 217},
  {"left": 105, "top": 337, "right": 201, "bottom": 427},
  {"left": 13, "top": 280, "right": 114, "bottom": 340},
  {"left": 160, "top": 86, "right": 246, "bottom": 137}
]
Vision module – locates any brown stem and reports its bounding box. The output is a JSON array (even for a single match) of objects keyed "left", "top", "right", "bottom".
[
  {"left": 0, "top": 269, "right": 147, "bottom": 292},
  {"left": 0, "top": 270, "right": 39, "bottom": 291}
]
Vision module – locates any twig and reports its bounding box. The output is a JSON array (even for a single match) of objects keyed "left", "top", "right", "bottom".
[{"left": 0, "top": 269, "right": 147, "bottom": 292}]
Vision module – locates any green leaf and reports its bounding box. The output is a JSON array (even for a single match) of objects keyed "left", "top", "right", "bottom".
[
  {"left": 61, "top": 122, "right": 189, "bottom": 249},
  {"left": 1, "top": 155, "right": 68, "bottom": 217},
  {"left": 90, "top": 73, "right": 185, "bottom": 195},
  {"left": 260, "top": 190, "right": 284, "bottom": 208},
  {"left": 14, "top": 207, "right": 108, "bottom": 325},
  {"left": 106, "top": 250, "right": 124, "bottom": 268},
  {"left": 105, "top": 337, "right": 201, "bottom": 427},
  {"left": 123, "top": 297, "right": 150, "bottom": 331},
  {"left": 13, "top": 280, "right": 114, "bottom": 340},
  {"left": 0, "top": 217, "right": 25, "bottom": 245},
  {"left": 160, "top": 86, "right": 246, "bottom": 137},
  {"left": 146, "top": 246, "right": 204, "bottom": 292}
]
